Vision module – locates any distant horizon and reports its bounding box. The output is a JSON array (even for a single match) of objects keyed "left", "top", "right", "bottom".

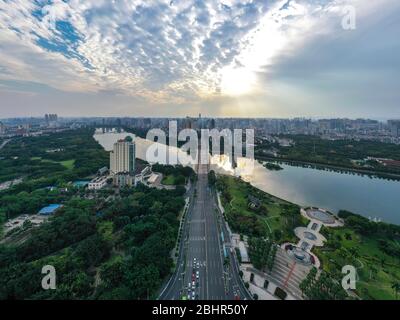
[{"left": 1, "top": 115, "right": 398, "bottom": 122}]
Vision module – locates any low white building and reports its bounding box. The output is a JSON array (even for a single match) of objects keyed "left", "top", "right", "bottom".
[
  {"left": 88, "top": 175, "right": 109, "bottom": 190},
  {"left": 147, "top": 173, "right": 160, "bottom": 185},
  {"left": 238, "top": 241, "right": 250, "bottom": 263}
]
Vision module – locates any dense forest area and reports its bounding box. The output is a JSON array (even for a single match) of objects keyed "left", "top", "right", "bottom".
[
  {"left": 0, "top": 184, "right": 185, "bottom": 299},
  {"left": 0, "top": 129, "right": 109, "bottom": 224},
  {"left": 0, "top": 129, "right": 187, "bottom": 299}
]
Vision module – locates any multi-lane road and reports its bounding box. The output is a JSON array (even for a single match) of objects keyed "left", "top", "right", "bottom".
[{"left": 159, "top": 162, "right": 251, "bottom": 301}]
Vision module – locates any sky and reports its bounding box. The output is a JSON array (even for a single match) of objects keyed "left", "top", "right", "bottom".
[{"left": 0, "top": 0, "right": 399, "bottom": 119}]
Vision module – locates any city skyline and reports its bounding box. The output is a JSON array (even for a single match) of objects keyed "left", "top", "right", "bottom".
[{"left": 1, "top": 0, "right": 399, "bottom": 118}]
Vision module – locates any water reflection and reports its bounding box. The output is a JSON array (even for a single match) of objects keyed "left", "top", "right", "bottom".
[{"left": 94, "top": 129, "right": 400, "bottom": 225}]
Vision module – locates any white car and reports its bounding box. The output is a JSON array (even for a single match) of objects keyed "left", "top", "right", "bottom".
[{"left": 192, "top": 281, "right": 195, "bottom": 287}]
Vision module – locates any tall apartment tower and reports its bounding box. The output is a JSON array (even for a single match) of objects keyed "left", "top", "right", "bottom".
[
  {"left": 0, "top": 122, "right": 6, "bottom": 135},
  {"left": 110, "top": 136, "right": 136, "bottom": 175},
  {"left": 388, "top": 120, "right": 400, "bottom": 137}
]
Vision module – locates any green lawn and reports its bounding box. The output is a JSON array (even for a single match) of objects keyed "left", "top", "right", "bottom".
[
  {"left": 30, "top": 157, "right": 75, "bottom": 170},
  {"left": 162, "top": 175, "right": 176, "bottom": 185},
  {"left": 59, "top": 159, "right": 75, "bottom": 170}
]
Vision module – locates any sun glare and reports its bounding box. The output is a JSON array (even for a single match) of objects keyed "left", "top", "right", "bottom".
[{"left": 220, "top": 67, "right": 256, "bottom": 96}]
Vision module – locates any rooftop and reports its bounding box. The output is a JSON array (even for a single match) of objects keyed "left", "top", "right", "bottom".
[{"left": 38, "top": 204, "right": 63, "bottom": 215}]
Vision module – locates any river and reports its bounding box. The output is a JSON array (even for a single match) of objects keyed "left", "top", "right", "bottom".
[{"left": 94, "top": 129, "right": 400, "bottom": 225}]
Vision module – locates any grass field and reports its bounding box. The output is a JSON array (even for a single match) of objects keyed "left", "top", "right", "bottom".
[
  {"left": 59, "top": 159, "right": 75, "bottom": 170},
  {"left": 162, "top": 175, "right": 176, "bottom": 185},
  {"left": 31, "top": 157, "right": 75, "bottom": 170}
]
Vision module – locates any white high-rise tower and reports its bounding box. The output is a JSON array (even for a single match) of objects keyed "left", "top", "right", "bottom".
[{"left": 110, "top": 136, "right": 136, "bottom": 175}]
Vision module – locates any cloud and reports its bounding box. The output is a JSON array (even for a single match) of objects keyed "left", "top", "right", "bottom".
[
  {"left": 254, "top": 0, "right": 400, "bottom": 118},
  {"left": 0, "top": 0, "right": 399, "bottom": 118},
  {"left": 0, "top": 0, "right": 274, "bottom": 102}
]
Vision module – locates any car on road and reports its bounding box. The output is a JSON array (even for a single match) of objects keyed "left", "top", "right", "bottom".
[{"left": 196, "top": 262, "right": 200, "bottom": 268}]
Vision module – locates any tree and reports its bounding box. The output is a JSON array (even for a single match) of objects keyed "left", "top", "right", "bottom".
[
  {"left": 208, "top": 170, "right": 216, "bottom": 186},
  {"left": 392, "top": 282, "right": 400, "bottom": 300},
  {"left": 300, "top": 268, "right": 347, "bottom": 300},
  {"left": 99, "top": 256, "right": 126, "bottom": 290},
  {"left": 71, "top": 272, "right": 93, "bottom": 297}
]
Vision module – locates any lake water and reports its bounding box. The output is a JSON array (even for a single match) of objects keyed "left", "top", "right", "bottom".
[
  {"left": 242, "top": 162, "right": 400, "bottom": 225},
  {"left": 94, "top": 129, "right": 400, "bottom": 225}
]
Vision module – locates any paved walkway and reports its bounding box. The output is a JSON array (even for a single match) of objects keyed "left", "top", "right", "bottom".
[
  {"left": 240, "top": 207, "right": 344, "bottom": 300},
  {"left": 282, "top": 208, "right": 344, "bottom": 269}
]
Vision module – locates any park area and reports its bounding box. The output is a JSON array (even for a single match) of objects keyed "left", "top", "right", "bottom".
[
  {"left": 216, "top": 175, "right": 307, "bottom": 243},
  {"left": 315, "top": 224, "right": 400, "bottom": 300},
  {"left": 217, "top": 175, "right": 400, "bottom": 300}
]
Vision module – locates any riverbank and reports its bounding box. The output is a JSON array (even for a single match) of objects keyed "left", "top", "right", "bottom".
[
  {"left": 256, "top": 155, "right": 400, "bottom": 181},
  {"left": 216, "top": 175, "right": 308, "bottom": 247}
]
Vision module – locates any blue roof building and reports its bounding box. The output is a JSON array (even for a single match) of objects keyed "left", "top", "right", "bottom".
[{"left": 38, "top": 204, "right": 63, "bottom": 216}]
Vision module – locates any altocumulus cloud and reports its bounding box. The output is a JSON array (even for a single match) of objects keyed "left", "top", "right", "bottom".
[
  {"left": 0, "top": 0, "right": 399, "bottom": 117},
  {"left": 0, "top": 0, "right": 272, "bottom": 101}
]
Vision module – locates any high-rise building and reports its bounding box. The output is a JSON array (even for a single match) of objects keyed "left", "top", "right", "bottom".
[
  {"left": 0, "top": 122, "right": 6, "bottom": 135},
  {"left": 45, "top": 114, "right": 58, "bottom": 127},
  {"left": 110, "top": 136, "right": 136, "bottom": 175},
  {"left": 388, "top": 120, "right": 400, "bottom": 137}
]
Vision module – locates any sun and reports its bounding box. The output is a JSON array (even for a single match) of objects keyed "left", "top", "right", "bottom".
[{"left": 220, "top": 67, "right": 256, "bottom": 96}]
